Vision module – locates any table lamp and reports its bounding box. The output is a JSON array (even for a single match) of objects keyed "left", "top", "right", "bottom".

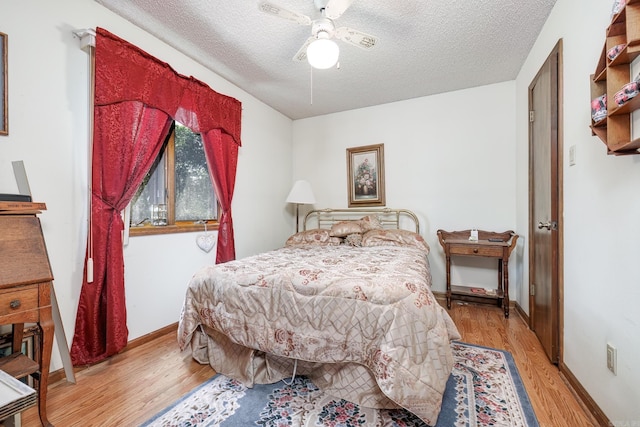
[{"left": 286, "top": 180, "right": 316, "bottom": 232}]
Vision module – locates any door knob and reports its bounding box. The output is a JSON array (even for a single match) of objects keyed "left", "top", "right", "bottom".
[{"left": 537, "top": 221, "right": 557, "bottom": 230}]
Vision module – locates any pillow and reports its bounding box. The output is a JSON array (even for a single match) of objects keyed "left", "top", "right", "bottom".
[
  {"left": 285, "top": 229, "right": 342, "bottom": 247},
  {"left": 344, "top": 233, "right": 363, "bottom": 247},
  {"left": 329, "top": 221, "right": 363, "bottom": 237},
  {"left": 361, "top": 229, "right": 430, "bottom": 254},
  {"left": 358, "top": 215, "right": 383, "bottom": 232}
]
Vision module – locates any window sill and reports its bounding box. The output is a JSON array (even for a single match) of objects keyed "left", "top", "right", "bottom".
[{"left": 129, "top": 221, "right": 219, "bottom": 237}]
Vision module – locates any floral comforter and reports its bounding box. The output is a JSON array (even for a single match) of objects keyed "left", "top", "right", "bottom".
[{"left": 178, "top": 244, "right": 460, "bottom": 425}]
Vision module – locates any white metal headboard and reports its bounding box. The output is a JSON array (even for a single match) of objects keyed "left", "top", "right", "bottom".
[{"left": 303, "top": 208, "right": 420, "bottom": 233}]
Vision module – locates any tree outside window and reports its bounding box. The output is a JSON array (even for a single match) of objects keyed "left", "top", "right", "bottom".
[{"left": 130, "top": 122, "right": 217, "bottom": 234}]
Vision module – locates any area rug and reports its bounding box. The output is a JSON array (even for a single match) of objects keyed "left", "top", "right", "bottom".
[{"left": 141, "top": 342, "right": 538, "bottom": 427}]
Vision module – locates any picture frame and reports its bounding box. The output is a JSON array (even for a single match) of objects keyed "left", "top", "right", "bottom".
[
  {"left": 346, "top": 143, "right": 385, "bottom": 207},
  {"left": 0, "top": 32, "right": 6, "bottom": 135}
]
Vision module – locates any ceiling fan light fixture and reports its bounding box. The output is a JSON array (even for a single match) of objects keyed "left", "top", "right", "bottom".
[{"left": 307, "top": 33, "right": 339, "bottom": 69}]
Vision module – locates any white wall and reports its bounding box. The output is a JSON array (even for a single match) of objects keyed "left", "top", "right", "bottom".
[
  {"left": 292, "top": 82, "right": 519, "bottom": 297},
  {"left": 515, "top": 0, "right": 640, "bottom": 424},
  {"left": 0, "top": 0, "right": 293, "bottom": 372}
]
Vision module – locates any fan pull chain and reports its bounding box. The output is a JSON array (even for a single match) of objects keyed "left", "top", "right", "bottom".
[{"left": 310, "top": 65, "right": 313, "bottom": 105}]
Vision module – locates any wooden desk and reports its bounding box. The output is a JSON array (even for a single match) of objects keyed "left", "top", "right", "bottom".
[
  {"left": 437, "top": 229, "right": 518, "bottom": 318},
  {"left": 0, "top": 208, "right": 55, "bottom": 427}
]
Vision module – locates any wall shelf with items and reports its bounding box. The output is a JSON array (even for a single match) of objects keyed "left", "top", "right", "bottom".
[{"left": 590, "top": 0, "right": 640, "bottom": 155}]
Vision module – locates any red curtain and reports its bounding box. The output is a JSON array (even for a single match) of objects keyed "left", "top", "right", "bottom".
[
  {"left": 174, "top": 77, "right": 240, "bottom": 263},
  {"left": 202, "top": 129, "right": 238, "bottom": 264},
  {"left": 71, "top": 104, "right": 172, "bottom": 365},
  {"left": 71, "top": 28, "right": 242, "bottom": 365}
]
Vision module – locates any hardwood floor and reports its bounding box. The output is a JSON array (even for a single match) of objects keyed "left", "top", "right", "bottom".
[
  {"left": 446, "top": 301, "right": 599, "bottom": 427},
  {"left": 20, "top": 331, "right": 214, "bottom": 427},
  {"left": 20, "top": 301, "right": 598, "bottom": 426}
]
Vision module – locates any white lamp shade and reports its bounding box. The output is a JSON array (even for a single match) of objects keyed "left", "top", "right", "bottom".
[
  {"left": 307, "top": 38, "right": 339, "bottom": 69},
  {"left": 286, "top": 180, "right": 316, "bottom": 204}
]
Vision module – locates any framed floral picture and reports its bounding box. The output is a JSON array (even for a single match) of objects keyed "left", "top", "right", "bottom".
[
  {"left": 346, "top": 143, "right": 385, "bottom": 207},
  {"left": 1, "top": 32, "right": 6, "bottom": 135}
]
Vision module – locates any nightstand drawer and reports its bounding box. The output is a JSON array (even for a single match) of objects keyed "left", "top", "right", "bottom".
[
  {"left": 449, "top": 243, "right": 503, "bottom": 257},
  {"left": 0, "top": 287, "right": 39, "bottom": 316}
]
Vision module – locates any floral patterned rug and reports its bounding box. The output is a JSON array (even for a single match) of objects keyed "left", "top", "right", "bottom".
[{"left": 141, "top": 342, "right": 538, "bottom": 427}]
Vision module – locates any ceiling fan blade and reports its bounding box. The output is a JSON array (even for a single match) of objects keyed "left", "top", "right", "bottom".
[
  {"left": 293, "top": 37, "right": 314, "bottom": 62},
  {"left": 258, "top": 1, "right": 312, "bottom": 26},
  {"left": 324, "top": 0, "right": 354, "bottom": 20},
  {"left": 335, "top": 27, "right": 378, "bottom": 49}
]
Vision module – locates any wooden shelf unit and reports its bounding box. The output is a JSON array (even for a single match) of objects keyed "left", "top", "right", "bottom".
[{"left": 590, "top": 0, "right": 640, "bottom": 154}]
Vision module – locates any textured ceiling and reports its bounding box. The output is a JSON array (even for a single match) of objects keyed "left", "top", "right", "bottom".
[{"left": 95, "top": 0, "right": 557, "bottom": 120}]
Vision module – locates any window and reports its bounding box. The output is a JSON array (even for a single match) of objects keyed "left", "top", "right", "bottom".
[{"left": 129, "top": 122, "right": 218, "bottom": 235}]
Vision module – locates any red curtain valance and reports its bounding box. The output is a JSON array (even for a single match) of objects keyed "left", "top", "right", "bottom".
[{"left": 95, "top": 27, "right": 242, "bottom": 146}]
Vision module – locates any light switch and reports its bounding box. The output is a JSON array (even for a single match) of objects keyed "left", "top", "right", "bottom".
[{"left": 569, "top": 145, "right": 576, "bottom": 166}]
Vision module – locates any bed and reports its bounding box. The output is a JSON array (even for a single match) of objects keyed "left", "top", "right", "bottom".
[{"left": 178, "top": 208, "right": 461, "bottom": 425}]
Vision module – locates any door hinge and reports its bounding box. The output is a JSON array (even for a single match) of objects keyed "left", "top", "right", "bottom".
[
  {"left": 529, "top": 111, "right": 535, "bottom": 122},
  {"left": 530, "top": 284, "right": 535, "bottom": 296}
]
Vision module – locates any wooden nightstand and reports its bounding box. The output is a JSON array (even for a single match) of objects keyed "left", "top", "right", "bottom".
[{"left": 437, "top": 229, "right": 518, "bottom": 318}]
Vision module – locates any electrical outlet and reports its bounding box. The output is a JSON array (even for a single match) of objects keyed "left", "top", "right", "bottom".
[
  {"left": 607, "top": 343, "right": 617, "bottom": 375},
  {"left": 569, "top": 145, "right": 576, "bottom": 166}
]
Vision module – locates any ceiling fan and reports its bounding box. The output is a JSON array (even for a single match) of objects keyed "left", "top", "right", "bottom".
[{"left": 258, "top": 0, "right": 378, "bottom": 69}]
